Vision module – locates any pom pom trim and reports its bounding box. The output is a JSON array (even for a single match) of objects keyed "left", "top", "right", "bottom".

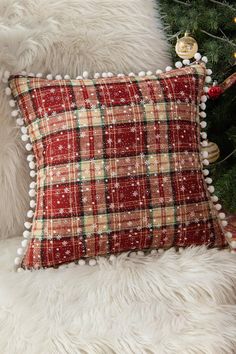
[{"left": 198, "top": 59, "right": 231, "bottom": 251}]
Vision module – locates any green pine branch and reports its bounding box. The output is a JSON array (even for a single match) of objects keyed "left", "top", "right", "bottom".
[{"left": 159, "top": 0, "right": 236, "bottom": 213}]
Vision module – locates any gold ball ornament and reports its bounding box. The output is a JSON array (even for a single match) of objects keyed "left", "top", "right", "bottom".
[
  {"left": 201, "top": 141, "right": 220, "bottom": 164},
  {"left": 175, "top": 32, "right": 198, "bottom": 59}
]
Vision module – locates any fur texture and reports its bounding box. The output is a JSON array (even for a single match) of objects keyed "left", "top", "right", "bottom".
[
  {"left": 0, "top": 238, "right": 236, "bottom": 353},
  {"left": 0, "top": 0, "right": 171, "bottom": 238}
]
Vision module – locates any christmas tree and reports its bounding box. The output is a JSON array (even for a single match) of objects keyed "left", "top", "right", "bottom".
[{"left": 159, "top": 0, "right": 236, "bottom": 213}]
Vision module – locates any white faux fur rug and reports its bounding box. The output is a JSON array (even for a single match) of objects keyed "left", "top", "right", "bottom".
[
  {"left": 0, "top": 0, "right": 170, "bottom": 239},
  {"left": 0, "top": 238, "right": 236, "bottom": 354}
]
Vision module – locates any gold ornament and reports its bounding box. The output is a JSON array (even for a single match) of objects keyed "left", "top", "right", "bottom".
[
  {"left": 201, "top": 141, "right": 220, "bottom": 164},
  {"left": 175, "top": 32, "right": 198, "bottom": 59}
]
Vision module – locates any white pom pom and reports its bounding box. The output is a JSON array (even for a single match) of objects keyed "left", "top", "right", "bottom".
[
  {"left": 146, "top": 70, "right": 153, "bottom": 76},
  {"left": 94, "top": 73, "right": 100, "bottom": 79},
  {"left": 200, "top": 103, "right": 206, "bottom": 110},
  {"left": 21, "top": 126, "right": 27, "bottom": 134},
  {"left": 138, "top": 71, "right": 145, "bottom": 77},
  {"left": 221, "top": 220, "right": 228, "bottom": 227},
  {"left": 107, "top": 72, "right": 113, "bottom": 77},
  {"left": 21, "top": 134, "right": 29, "bottom": 142},
  {"left": 200, "top": 132, "right": 207, "bottom": 139},
  {"left": 211, "top": 195, "right": 219, "bottom": 202},
  {"left": 46, "top": 74, "right": 53, "bottom": 80},
  {"left": 205, "top": 76, "right": 212, "bottom": 83},
  {"left": 129, "top": 252, "right": 137, "bottom": 258},
  {"left": 208, "top": 186, "right": 215, "bottom": 193},
  {"left": 201, "top": 95, "right": 207, "bottom": 103},
  {"left": 151, "top": 249, "right": 157, "bottom": 255},
  {"left": 36, "top": 73, "right": 43, "bottom": 78},
  {"left": 14, "top": 257, "right": 21, "bottom": 265},
  {"left": 202, "top": 159, "right": 209, "bottom": 166},
  {"left": 27, "top": 155, "right": 34, "bottom": 162},
  {"left": 200, "top": 121, "right": 207, "bottom": 128},
  {"left": 203, "top": 169, "right": 209, "bottom": 176},
  {"left": 30, "top": 170, "right": 36, "bottom": 178},
  {"left": 83, "top": 71, "right": 89, "bottom": 79},
  {"left": 17, "top": 248, "right": 24, "bottom": 255},
  {"left": 194, "top": 52, "right": 202, "bottom": 61},
  {"left": 201, "top": 140, "right": 208, "bottom": 147},
  {"left": 23, "top": 230, "right": 30, "bottom": 238},
  {"left": 156, "top": 69, "right": 162, "bottom": 75},
  {"left": 165, "top": 66, "right": 172, "bottom": 72},
  {"left": 76, "top": 76, "right": 82, "bottom": 80},
  {"left": 26, "top": 143, "right": 32, "bottom": 151},
  {"left": 89, "top": 259, "right": 97, "bottom": 266},
  {"left": 218, "top": 212, "right": 226, "bottom": 220},
  {"left": 16, "top": 118, "right": 24, "bottom": 126},
  {"left": 30, "top": 181, "right": 36, "bottom": 189},
  {"left": 230, "top": 241, "right": 236, "bottom": 248},
  {"left": 117, "top": 73, "right": 125, "bottom": 78},
  {"left": 128, "top": 72, "right": 135, "bottom": 77},
  {"left": 215, "top": 204, "right": 222, "bottom": 211},
  {"left": 64, "top": 74, "right": 70, "bottom": 79},
  {"left": 183, "top": 59, "right": 190, "bottom": 65},
  {"left": 203, "top": 86, "right": 209, "bottom": 93},
  {"left": 202, "top": 56, "right": 208, "bottom": 63},
  {"left": 78, "top": 259, "right": 86, "bottom": 266},
  {"left": 24, "top": 221, "right": 32, "bottom": 229},
  {"left": 55, "top": 74, "right": 62, "bottom": 80},
  {"left": 175, "top": 61, "right": 182, "bottom": 68},
  {"left": 226, "top": 231, "right": 232, "bottom": 239},
  {"left": 30, "top": 200, "right": 36, "bottom": 208},
  {"left": 17, "top": 267, "right": 24, "bottom": 272},
  {"left": 109, "top": 254, "right": 116, "bottom": 262},
  {"left": 21, "top": 239, "right": 28, "bottom": 248},
  {"left": 206, "top": 69, "right": 212, "bottom": 75},
  {"left": 4, "top": 70, "right": 10, "bottom": 79},
  {"left": 205, "top": 177, "right": 212, "bottom": 184},
  {"left": 27, "top": 210, "right": 34, "bottom": 218},
  {"left": 29, "top": 161, "right": 35, "bottom": 169},
  {"left": 20, "top": 129, "right": 28, "bottom": 140},
  {"left": 9, "top": 99, "right": 16, "bottom": 107},
  {"left": 27, "top": 189, "right": 36, "bottom": 196},
  {"left": 20, "top": 71, "right": 27, "bottom": 76},
  {"left": 102, "top": 72, "right": 108, "bottom": 78},
  {"left": 5, "top": 87, "right": 11, "bottom": 95},
  {"left": 29, "top": 189, "right": 36, "bottom": 197},
  {"left": 201, "top": 151, "right": 208, "bottom": 158},
  {"left": 83, "top": 71, "right": 88, "bottom": 79},
  {"left": 28, "top": 73, "right": 35, "bottom": 77},
  {"left": 199, "top": 111, "right": 206, "bottom": 118},
  {"left": 137, "top": 251, "right": 144, "bottom": 256},
  {"left": 11, "top": 110, "right": 18, "bottom": 117}
]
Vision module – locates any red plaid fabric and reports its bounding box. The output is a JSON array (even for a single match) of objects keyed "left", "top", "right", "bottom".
[{"left": 9, "top": 64, "right": 227, "bottom": 269}]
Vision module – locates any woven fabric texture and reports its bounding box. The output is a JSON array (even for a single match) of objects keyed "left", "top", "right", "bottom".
[{"left": 9, "top": 64, "right": 227, "bottom": 269}]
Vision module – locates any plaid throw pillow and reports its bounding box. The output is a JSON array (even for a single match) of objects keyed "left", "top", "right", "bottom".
[{"left": 8, "top": 61, "right": 229, "bottom": 270}]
